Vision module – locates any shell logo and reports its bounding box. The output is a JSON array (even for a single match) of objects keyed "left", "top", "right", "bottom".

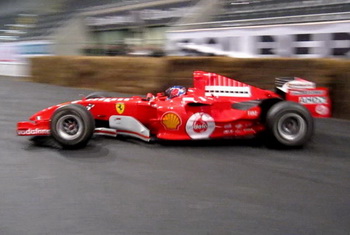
[{"left": 161, "top": 112, "right": 182, "bottom": 130}]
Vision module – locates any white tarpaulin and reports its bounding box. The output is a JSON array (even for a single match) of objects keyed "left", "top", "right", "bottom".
[{"left": 167, "top": 20, "right": 350, "bottom": 58}]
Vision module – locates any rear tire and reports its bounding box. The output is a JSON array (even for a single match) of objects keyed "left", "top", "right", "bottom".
[
  {"left": 51, "top": 104, "right": 95, "bottom": 149},
  {"left": 266, "top": 101, "right": 313, "bottom": 148}
]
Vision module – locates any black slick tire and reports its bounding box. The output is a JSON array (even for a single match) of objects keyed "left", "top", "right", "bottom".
[
  {"left": 266, "top": 101, "right": 314, "bottom": 148},
  {"left": 50, "top": 104, "right": 95, "bottom": 149}
]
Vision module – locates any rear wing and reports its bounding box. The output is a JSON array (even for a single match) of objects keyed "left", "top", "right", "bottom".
[
  {"left": 275, "top": 77, "right": 315, "bottom": 94},
  {"left": 193, "top": 71, "right": 278, "bottom": 100},
  {"left": 275, "top": 77, "right": 331, "bottom": 118}
]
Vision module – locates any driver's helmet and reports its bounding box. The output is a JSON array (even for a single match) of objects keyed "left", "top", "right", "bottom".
[{"left": 165, "top": 86, "right": 187, "bottom": 99}]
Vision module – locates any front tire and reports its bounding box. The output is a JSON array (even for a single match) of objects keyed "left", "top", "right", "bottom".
[
  {"left": 51, "top": 104, "right": 95, "bottom": 149},
  {"left": 85, "top": 92, "right": 111, "bottom": 99},
  {"left": 266, "top": 101, "right": 314, "bottom": 147}
]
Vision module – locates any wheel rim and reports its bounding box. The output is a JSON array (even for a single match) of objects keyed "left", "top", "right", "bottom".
[
  {"left": 56, "top": 114, "right": 83, "bottom": 141},
  {"left": 277, "top": 113, "right": 306, "bottom": 141}
]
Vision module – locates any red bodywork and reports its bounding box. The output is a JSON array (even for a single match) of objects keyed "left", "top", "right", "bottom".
[
  {"left": 17, "top": 71, "right": 282, "bottom": 141},
  {"left": 286, "top": 88, "right": 331, "bottom": 118},
  {"left": 275, "top": 77, "right": 332, "bottom": 118}
]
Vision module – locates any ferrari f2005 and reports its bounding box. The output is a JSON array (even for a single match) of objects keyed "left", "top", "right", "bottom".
[{"left": 17, "top": 71, "right": 314, "bottom": 148}]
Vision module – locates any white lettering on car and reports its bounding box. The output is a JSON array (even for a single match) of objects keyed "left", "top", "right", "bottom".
[
  {"left": 299, "top": 96, "right": 327, "bottom": 104},
  {"left": 247, "top": 110, "right": 258, "bottom": 117},
  {"left": 17, "top": 129, "right": 50, "bottom": 135}
]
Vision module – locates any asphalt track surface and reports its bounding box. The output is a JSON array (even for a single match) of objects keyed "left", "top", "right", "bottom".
[{"left": 1, "top": 76, "right": 350, "bottom": 235}]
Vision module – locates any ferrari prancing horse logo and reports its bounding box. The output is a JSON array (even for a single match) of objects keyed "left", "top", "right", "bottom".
[{"left": 116, "top": 103, "right": 125, "bottom": 114}]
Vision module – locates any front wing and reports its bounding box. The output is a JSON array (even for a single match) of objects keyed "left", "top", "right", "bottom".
[{"left": 17, "top": 121, "right": 51, "bottom": 136}]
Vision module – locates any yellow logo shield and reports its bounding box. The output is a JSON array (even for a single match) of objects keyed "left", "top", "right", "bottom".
[{"left": 116, "top": 103, "right": 125, "bottom": 114}]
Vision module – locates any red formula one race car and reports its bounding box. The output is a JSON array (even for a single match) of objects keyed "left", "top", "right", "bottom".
[{"left": 17, "top": 71, "right": 314, "bottom": 148}]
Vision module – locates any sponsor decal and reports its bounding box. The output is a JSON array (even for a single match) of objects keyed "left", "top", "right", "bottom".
[
  {"left": 193, "top": 119, "right": 208, "bottom": 133},
  {"left": 235, "top": 124, "right": 243, "bottom": 129},
  {"left": 287, "top": 82, "right": 314, "bottom": 90},
  {"left": 224, "top": 124, "right": 233, "bottom": 129},
  {"left": 86, "top": 98, "right": 131, "bottom": 102},
  {"left": 299, "top": 96, "right": 327, "bottom": 104},
  {"left": 116, "top": 103, "right": 125, "bottom": 114},
  {"left": 86, "top": 104, "right": 95, "bottom": 110},
  {"left": 186, "top": 113, "right": 215, "bottom": 139},
  {"left": 223, "top": 130, "right": 234, "bottom": 135},
  {"left": 247, "top": 110, "right": 258, "bottom": 117},
  {"left": 161, "top": 112, "right": 182, "bottom": 130},
  {"left": 205, "top": 86, "right": 251, "bottom": 97},
  {"left": 290, "top": 90, "right": 325, "bottom": 96},
  {"left": 17, "top": 129, "right": 50, "bottom": 136},
  {"left": 315, "top": 105, "right": 329, "bottom": 116}
]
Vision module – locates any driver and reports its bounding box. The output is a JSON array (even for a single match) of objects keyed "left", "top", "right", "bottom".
[{"left": 165, "top": 86, "right": 187, "bottom": 99}]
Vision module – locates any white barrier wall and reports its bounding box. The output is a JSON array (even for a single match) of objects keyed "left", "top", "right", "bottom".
[
  {"left": 0, "top": 62, "right": 29, "bottom": 77},
  {"left": 0, "top": 41, "right": 52, "bottom": 77},
  {"left": 167, "top": 20, "right": 350, "bottom": 58}
]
